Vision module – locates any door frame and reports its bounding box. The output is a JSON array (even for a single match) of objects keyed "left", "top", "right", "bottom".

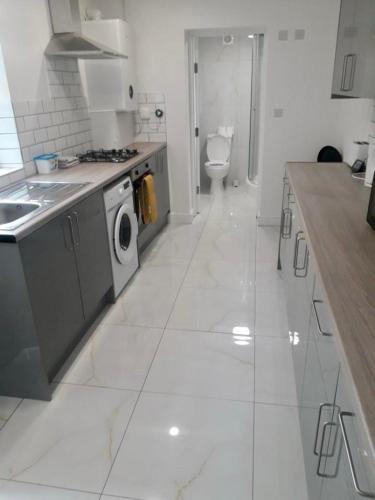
[
  {"left": 187, "top": 34, "right": 200, "bottom": 215},
  {"left": 187, "top": 30, "right": 264, "bottom": 216}
]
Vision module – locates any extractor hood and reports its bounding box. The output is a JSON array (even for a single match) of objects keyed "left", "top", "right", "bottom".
[{"left": 45, "top": 0, "right": 126, "bottom": 60}]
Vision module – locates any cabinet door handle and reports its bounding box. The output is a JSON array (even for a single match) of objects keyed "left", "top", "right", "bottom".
[
  {"left": 317, "top": 421, "right": 340, "bottom": 478},
  {"left": 341, "top": 54, "right": 357, "bottom": 91},
  {"left": 314, "top": 403, "right": 339, "bottom": 456},
  {"left": 73, "top": 211, "right": 80, "bottom": 247},
  {"left": 312, "top": 300, "right": 332, "bottom": 337},
  {"left": 339, "top": 412, "right": 375, "bottom": 498},
  {"left": 67, "top": 215, "right": 75, "bottom": 250},
  {"left": 293, "top": 231, "right": 309, "bottom": 277},
  {"left": 281, "top": 208, "right": 292, "bottom": 239}
]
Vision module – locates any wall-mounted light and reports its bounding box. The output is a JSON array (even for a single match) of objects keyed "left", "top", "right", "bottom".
[{"left": 248, "top": 34, "right": 255, "bottom": 39}]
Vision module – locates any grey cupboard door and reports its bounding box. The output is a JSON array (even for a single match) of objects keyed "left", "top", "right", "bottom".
[
  {"left": 71, "top": 190, "right": 113, "bottom": 320},
  {"left": 19, "top": 211, "right": 84, "bottom": 381}
]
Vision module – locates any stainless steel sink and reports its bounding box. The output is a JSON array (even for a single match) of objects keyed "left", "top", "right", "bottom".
[
  {"left": 0, "top": 202, "right": 43, "bottom": 229},
  {"left": 0, "top": 181, "right": 88, "bottom": 231}
]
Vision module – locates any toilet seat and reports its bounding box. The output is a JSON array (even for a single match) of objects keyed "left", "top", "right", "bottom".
[{"left": 207, "top": 135, "right": 231, "bottom": 163}]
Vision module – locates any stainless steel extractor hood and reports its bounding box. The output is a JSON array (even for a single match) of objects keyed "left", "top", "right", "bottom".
[{"left": 45, "top": 0, "right": 126, "bottom": 59}]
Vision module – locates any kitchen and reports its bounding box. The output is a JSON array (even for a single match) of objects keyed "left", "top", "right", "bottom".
[{"left": 0, "top": 0, "right": 374, "bottom": 499}]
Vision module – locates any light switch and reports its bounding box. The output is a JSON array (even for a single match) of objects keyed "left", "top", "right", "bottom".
[
  {"left": 273, "top": 108, "right": 284, "bottom": 118},
  {"left": 294, "top": 29, "right": 305, "bottom": 40},
  {"left": 278, "top": 30, "right": 288, "bottom": 41}
]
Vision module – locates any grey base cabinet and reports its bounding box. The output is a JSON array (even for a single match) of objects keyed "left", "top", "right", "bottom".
[
  {"left": 0, "top": 189, "right": 113, "bottom": 400},
  {"left": 278, "top": 175, "right": 375, "bottom": 499}
]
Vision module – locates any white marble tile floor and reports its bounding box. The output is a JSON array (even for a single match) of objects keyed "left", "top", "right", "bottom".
[{"left": 0, "top": 186, "right": 307, "bottom": 500}]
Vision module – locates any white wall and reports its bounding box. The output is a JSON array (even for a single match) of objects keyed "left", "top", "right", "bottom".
[
  {"left": 79, "top": 0, "right": 126, "bottom": 20},
  {"left": 125, "top": 0, "right": 373, "bottom": 222},
  {"left": 198, "top": 36, "right": 252, "bottom": 191},
  {"left": 0, "top": 0, "right": 51, "bottom": 102}
]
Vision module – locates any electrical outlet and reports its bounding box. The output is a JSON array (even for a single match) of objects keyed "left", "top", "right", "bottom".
[
  {"left": 294, "top": 29, "right": 305, "bottom": 40},
  {"left": 278, "top": 30, "right": 288, "bottom": 41}
]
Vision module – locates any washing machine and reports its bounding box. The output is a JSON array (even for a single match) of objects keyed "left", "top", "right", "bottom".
[{"left": 104, "top": 176, "right": 139, "bottom": 298}]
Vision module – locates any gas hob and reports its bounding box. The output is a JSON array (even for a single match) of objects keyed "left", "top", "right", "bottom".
[{"left": 78, "top": 148, "right": 139, "bottom": 163}]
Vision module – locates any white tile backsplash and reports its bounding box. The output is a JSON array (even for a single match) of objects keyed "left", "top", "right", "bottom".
[
  {"left": 134, "top": 92, "right": 167, "bottom": 143},
  {"left": 8, "top": 56, "right": 93, "bottom": 177}
]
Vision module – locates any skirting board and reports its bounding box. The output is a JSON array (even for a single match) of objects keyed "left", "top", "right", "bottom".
[
  {"left": 257, "top": 215, "right": 280, "bottom": 226},
  {"left": 169, "top": 211, "right": 195, "bottom": 224}
]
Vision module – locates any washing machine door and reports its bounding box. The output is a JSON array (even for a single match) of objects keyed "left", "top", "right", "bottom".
[{"left": 113, "top": 202, "right": 138, "bottom": 265}]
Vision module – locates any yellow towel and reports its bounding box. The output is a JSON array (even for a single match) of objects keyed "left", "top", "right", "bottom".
[{"left": 140, "top": 174, "right": 158, "bottom": 224}]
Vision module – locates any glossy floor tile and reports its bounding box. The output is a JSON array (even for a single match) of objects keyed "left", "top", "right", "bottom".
[
  {"left": 103, "top": 282, "right": 179, "bottom": 328},
  {"left": 256, "top": 226, "right": 280, "bottom": 262},
  {"left": 255, "top": 261, "right": 284, "bottom": 293},
  {"left": 255, "top": 336, "right": 297, "bottom": 406},
  {"left": 104, "top": 392, "right": 253, "bottom": 500},
  {"left": 57, "top": 324, "right": 163, "bottom": 390},
  {"left": 0, "top": 481, "right": 99, "bottom": 499},
  {"left": 0, "top": 398, "right": 21, "bottom": 431},
  {"left": 253, "top": 403, "right": 308, "bottom": 500},
  {"left": 0, "top": 385, "right": 138, "bottom": 493},
  {"left": 167, "top": 286, "right": 255, "bottom": 334},
  {"left": 0, "top": 186, "right": 307, "bottom": 500},
  {"left": 183, "top": 258, "right": 255, "bottom": 290},
  {"left": 144, "top": 329, "right": 254, "bottom": 401},
  {"left": 255, "top": 291, "right": 289, "bottom": 337}
]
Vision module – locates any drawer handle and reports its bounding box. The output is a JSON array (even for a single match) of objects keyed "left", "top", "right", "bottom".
[
  {"left": 73, "top": 211, "right": 80, "bottom": 247},
  {"left": 314, "top": 403, "right": 339, "bottom": 457},
  {"left": 339, "top": 411, "right": 375, "bottom": 498},
  {"left": 281, "top": 208, "right": 292, "bottom": 239},
  {"left": 312, "top": 300, "right": 332, "bottom": 337},
  {"left": 293, "top": 231, "right": 309, "bottom": 277},
  {"left": 317, "top": 421, "right": 340, "bottom": 478}
]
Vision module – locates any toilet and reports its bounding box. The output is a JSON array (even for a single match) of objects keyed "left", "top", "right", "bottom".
[{"left": 204, "top": 129, "right": 233, "bottom": 194}]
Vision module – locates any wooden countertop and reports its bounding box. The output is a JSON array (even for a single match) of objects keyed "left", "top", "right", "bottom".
[
  {"left": 287, "top": 162, "right": 375, "bottom": 450},
  {"left": 1, "top": 142, "right": 166, "bottom": 242}
]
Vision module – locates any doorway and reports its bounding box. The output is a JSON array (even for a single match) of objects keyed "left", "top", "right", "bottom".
[{"left": 187, "top": 29, "right": 264, "bottom": 215}]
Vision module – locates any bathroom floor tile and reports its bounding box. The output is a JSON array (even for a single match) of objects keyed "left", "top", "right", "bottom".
[
  {"left": 144, "top": 329, "right": 254, "bottom": 401},
  {"left": 104, "top": 392, "right": 253, "bottom": 500},
  {"left": 0, "top": 385, "right": 138, "bottom": 493},
  {"left": 253, "top": 403, "right": 308, "bottom": 500},
  {"left": 255, "top": 336, "right": 297, "bottom": 406},
  {"left": 57, "top": 324, "right": 163, "bottom": 391},
  {"left": 167, "top": 286, "right": 255, "bottom": 334}
]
